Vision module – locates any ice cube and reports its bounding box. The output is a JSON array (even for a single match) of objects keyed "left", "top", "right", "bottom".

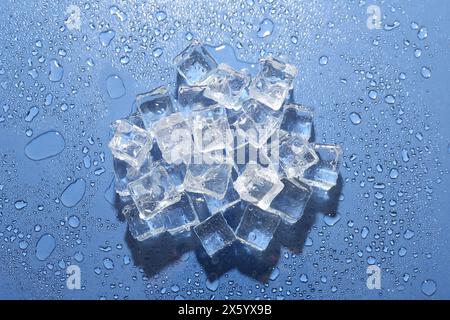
[
  {"left": 108, "top": 118, "right": 152, "bottom": 168},
  {"left": 153, "top": 112, "right": 193, "bottom": 164},
  {"left": 186, "top": 192, "right": 211, "bottom": 222},
  {"left": 183, "top": 152, "right": 232, "bottom": 199},
  {"left": 136, "top": 86, "right": 177, "bottom": 130},
  {"left": 162, "top": 194, "right": 199, "bottom": 235},
  {"left": 203, "top": 64, "right": 250, "bottom": 110},
  {"left": 173, "top": 40, "right": 218, "bottom": 86},
  {"left": 235, "top": 205, "right": 280, "bottom": 251},
  {"left": 122, "top": 203, "right": 165, "bottom": 241},
  {"left": 233, "top": 163, "right": 284, "bottom": 210},
  {"left": 278, "top": 133, "right": 319, "bottom": 179},
  {"left": 232, "top": 142, "right": 275, "bottom": 174},
  {"left": 267, "top": 179, "right": 312, "bottom": 224},
  {"left": 194, "top": 212, "right": 236, "bottom": 257},
  {"left": 235, "top": 98, "right": 282, "bottom": 147},
  {"left": 176, "top": 84, "right": 216, "bottom": 115},
  {"left": 300, "top": 143, "right": 342, "bottom": 191},
  {"left": 280, "top": 104, "right": 314, "bottom": 141},
  {"left": 128, "top": 162, "right": 182, "bottom": 220},
  {"left": 249, "top": 56, "right": 298, "bottom": 110},
  {"left": 112, "top": 155, "right": 153, "bottom": 199},
  {"left": 190, "top": 105, "right": 233, "bottom": 152},
  {"left": 204, "top": 167, "right": 240, "bottom": 214}
]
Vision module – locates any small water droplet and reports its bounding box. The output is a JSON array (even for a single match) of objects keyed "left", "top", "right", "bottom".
[
  {"left": 368, "top": 90, "right": 378, "bottom": 100},
  {"left": 384, "top": 94, "right": 396, "bottom": 104},
  {"left": 103, "top": 258, "right": 115, "bottom": 270},
  {"left": 155, "top": 11, "right": 167, "bottom": 22},
  {"left": 152, "top": 47, "right": 163, "bottom": 58},
  {"left": 206, "top": 278, "right": 220, "bottom": 291},
  {"left": 15, "top": 200, "right": 28, "bottom": 210},
  {"left": 349, "top": 112, "right": 361, "bottom": 125},
  {"left": 60, "top": 179, "right": 86, "bottom": 208},
  {"left": 417, "top": 27, "right": 428, "bottom": 40},
  {"left": 421, "top": 279, "right": 437, "bottom": 296},
  {"left": 404, "top": 229, "right": 415, "bottom": 240},
  {"left": 48, "top": 59, "right": 64, "bottom": 82},
  {"left": 25, "top": 131, "right": 65, "bottom": 160},
  {"left": 25, "top": 106, "right": 39, "bottom": 122},
  {"left": 319, "top": 55, "right": 329, "bottom": 66},
  {"left": 389, "top": 168, "right": 399, "bottom": 179},
  {"left": 68, "top": 215, "right": 80, "bottom": 228},
  {"left": 257, "top": 18, "right": 274, "bottom": 38},
  {"left": 421, "top": 66, "right": 432, "bottom": 79},
  {"left": 99, "top": 29, "right": 116, "bottom": 47}
]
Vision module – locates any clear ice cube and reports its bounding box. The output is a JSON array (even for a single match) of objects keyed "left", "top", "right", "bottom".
[
  {"left": 173, "top": 40, "right": 218, "bottom": 86},
  {"left": 267, "top": 179, "right": 312, "bottom": 224},
  {"left": 153, "top": 112, "right": 193, "bottom": 164},
  {"left": 108, "top": 119, "right": 152, "bottom": 168},
  {"left": 190, "top": 105, "right": 233, "bottom": 152},
  {"left": 233, "top": 163, "right": 284, "bottom": 210},
  {"left": 300, "top": 143, "right": 342, "bottom": 191},
  {"left": 204, "top": 167, "right": 240, "bottom": 214},
  {"left": 235, "top": 205, "right": 280, "bottom": 251},
  {"left": 183, "top": 152, "right": 232, "bottom": 199},
  {"left": 194, "top": 212, "right": 236, "bottom": 257},
  {"left": 136, "top": 86, "right": 177, "bottom": 130},
  {"left": 128, "top": 162, "right": 182, "bottom": 220},
  {"left": 278, "top": 133, "right": 319, "bottom": 179},
  {"left": 249, "top": 56, "right": 298, "bottom": 110},
  {"left": 203, "top": 63, "right": 250, "bottom": 110},
  {"left": 176, "top": 84, "right": 216, "bottom": 115},
  {"left": 162, "top": 194, "right": 199, "bottom": 235},
  {"left": 280, "top": 104, "right": 314, "bottom": 141},
  {"left": 235, "top": 98, "right": 282, "bottom": 147},
  {"left": 122, "top": 203, "right": 165, "bottom": 241}
]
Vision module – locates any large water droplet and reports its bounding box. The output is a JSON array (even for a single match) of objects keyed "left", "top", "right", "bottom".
[
  {"left": 25, "top": 131, "right": 65, "bottom": 160},
  {"left": 15, "top": 200, "right": 28, "bottom": 210},
  {"left": 257, "top": 18, "right": 274, "bottom": 38},
  {"left": 319, "top": 56, "right": 329, "bottom": 66},
  {"left": 106, "top": 74, "right": 125, "bottom": 99},
  {"left": 60, "top": 179, "right": 86, "bottom": 208},
  {"left": 35, "top": 234, "right": 56, "bottom": 261},
  {"left": 152, "top": 47, "right": 163, "bottom": 58},
  {"left": 206, "top": 278, "right": 220, "bottom": 291},
  {"left": 25, "top": 106, "right": 39, "bottom": 122},
  {"left": 48, "top": 59, "right": 64, "bottom": 82}
]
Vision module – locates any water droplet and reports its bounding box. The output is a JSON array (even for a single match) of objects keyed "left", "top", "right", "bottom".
[
  {"left": 25, "top": 131, "right": 65, "bottom": 161},
  {"left": 417, "top": 27, "right": 428, "bottom": 40},
  {"left": 404, "top": 229, "right": 415, "bottom": 240},
  {"left": 68, "top": 215, "right": 80, "bottom": 228},
  {"left": 421, "top": 66, "right": 432, "bottom": 79},
  {"left": 15, "top": 200, "right": 28, "bottom": 210},
  {"left": 323, "top": 213, "right": 341, "bottom": 226},
  {"left": 290, "top": 36, "right": 298, "bottom": 44},
  {"left": 60, "top": 179, "right": 86, "bottom": 208},
  {"left": 185, "top": 32, "right": 193, "bottom": 41},
  {"left": 155, "top": 11, "right": 167, "bottom": 22},
  {"left": 35, "top": 234, "right": 56, "bottom": 261},
  {"left": 48, "top": 59, "right": 64, "bottom": 82},
  {"left": 421, "top": 279, "right": 437, "bottom": 296},
  {"left": 361, "top": 226, "right": 369, "bottom": 239},
  {"left": 389, "top": 168, "right": 399, "bottom": 179},
  {"left": 106, "top": 75, "right": 125, "bottom": 99},
  {"left": 103, "top": 258, "right": 115, "bottom": 270},
  {"left": 414, "top": 48, "right": 422, "bottom": 58},
  {"left": 152, "top": 47, "right": 163, "bottom": 58},
  {"left": 99, "top": 29, "right": 116, "bottom": 47},
  {"left": 384, "top": 94, "right": 396, "bottom": 104},
  {"left": 368, "top": 90, "right": 378, "bottom": 100},
  {"left": 257, "top": 18, "right": 274, "bottom": 38},
  {"left": 349, "top": 112, "right": 361, "bottom": 125},
  {"left": 206, "top": 278, "right": 220, "bottom": 291},
  {"left": 269, "top": 267, "right": 280, "bottom": 281},
  {"left": 319, "top": 55, "right": 329, "bottom": 66},
  {"left": 25, "top": 106, "right": 39, "bottom": 122}
]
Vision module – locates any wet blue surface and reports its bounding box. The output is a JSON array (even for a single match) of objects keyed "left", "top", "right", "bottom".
[{"left": 0, "top": 0, "right": 449, "bottom": 299}]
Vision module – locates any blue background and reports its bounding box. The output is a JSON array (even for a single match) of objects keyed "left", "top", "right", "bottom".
[{"left": 0, "top": 0, "right": 449, "bottom": 299}]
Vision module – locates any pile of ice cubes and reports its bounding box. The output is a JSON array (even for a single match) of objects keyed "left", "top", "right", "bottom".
[{"left": 108, "top": 40, "right": 342, "bottom": 257}]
